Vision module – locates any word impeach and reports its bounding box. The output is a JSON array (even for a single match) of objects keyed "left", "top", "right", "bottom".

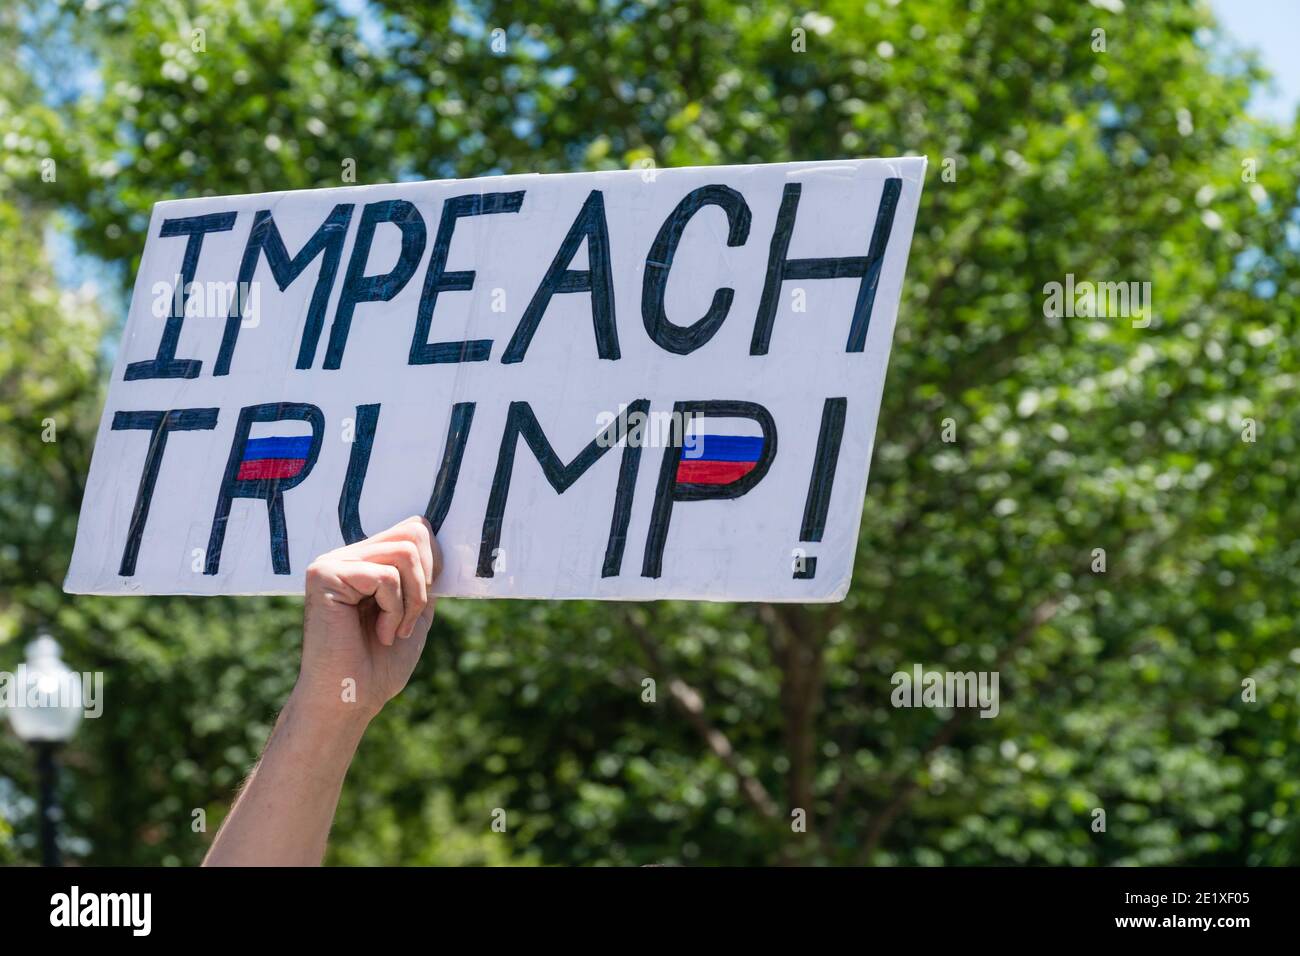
[{"left": 65, "top": 158, "right": 926, "bottom": 601}]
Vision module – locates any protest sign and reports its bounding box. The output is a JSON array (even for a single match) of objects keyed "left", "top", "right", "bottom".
[{"left": 64, "top": 158, "right": 925, "bottom": 601}]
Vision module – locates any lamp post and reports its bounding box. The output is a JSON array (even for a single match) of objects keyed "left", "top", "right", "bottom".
[{"left": 3, "top": 634, "right": 84, "bottom": 866}]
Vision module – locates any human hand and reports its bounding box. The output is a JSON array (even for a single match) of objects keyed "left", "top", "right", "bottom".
[{"left": 295, "top": 516, "right": 441, "bottom": 722}]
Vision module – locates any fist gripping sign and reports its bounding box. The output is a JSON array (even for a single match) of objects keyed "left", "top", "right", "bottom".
[{"left": 65, "top": 158, "right": 925, "bottom": 602}]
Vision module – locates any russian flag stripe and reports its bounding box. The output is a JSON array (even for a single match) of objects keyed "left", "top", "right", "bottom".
[
  {"left": 676, "top": 459, "right": 757, "bottom": 485},
  {"left": 237, "top": 458, "right": 307, "bottom": 481},
  {"left": 242, "top": 435, "right": 314, "bottom": 462},
  {"left": 687, "top": 434, "right": 763, "bottom": 462}
]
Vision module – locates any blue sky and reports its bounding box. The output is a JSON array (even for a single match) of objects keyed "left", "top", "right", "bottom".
[{"left": 1209, "top": 0, "right": 1300, "bottom": 121}]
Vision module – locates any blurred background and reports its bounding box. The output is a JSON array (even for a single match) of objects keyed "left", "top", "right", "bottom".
[{"left": 1, "top": 0, "right": 1298, "bottom": 866}]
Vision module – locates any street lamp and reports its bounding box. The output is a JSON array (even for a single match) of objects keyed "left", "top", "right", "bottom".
[{"left": 3, "top": 634, "right": 84, "bottom": 866}]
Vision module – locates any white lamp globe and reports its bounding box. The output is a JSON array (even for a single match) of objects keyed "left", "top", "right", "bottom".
[{"left": 3, "top": 635, "right": 84, "bottom": 744}]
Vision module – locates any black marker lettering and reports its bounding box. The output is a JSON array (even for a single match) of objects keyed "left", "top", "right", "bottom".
[
  {"left": 126, "top": 212, "right": 236, "bottom": 380},
  {"left": 111, "top": 408, "right": 219, "bottom": 575},
  {"left": 478, "top": 399, "right": 649, "bottom": 577},
  {"left": 642, "top": 185, "right": 751, "bottom": 354},
  {"left": 410, "top": 192, "right": 525, "bottom": 364},
  {"left": 205, "top": 402, "right": 325, "bottom": 575},
  {"left": 642, "top": 400, "right": 778, "bottom": 578},
  {"left": 338, "top": 403, "right": 382, "bottom": 545},
  {"left": 336, "top": 401, "right": 476, "bottom": 544},
  {"left": 324, "top": 200, "right": 427, "bottom": 369},
  {"left": 216, "top": 203, "right": 355, "bottom": 375},
  {"left": 794, "top": 397, "right": 847, "bottom": 580},
  {"left": 750, "top": 178, "right": 901, "bottom": 355},
  {"left": 501, "top": 190, "right": 619, "bottom": 364},
  {"left": 425, "top": 402, "right": 476, "bottom": 534}
]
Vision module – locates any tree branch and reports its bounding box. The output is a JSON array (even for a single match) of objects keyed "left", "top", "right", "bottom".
[
  {"left": 623, "top": 609, "right": 780, "bottom": 820},
  {"left": 854, "top": 595, "right": 1064, "bottom": 865}
]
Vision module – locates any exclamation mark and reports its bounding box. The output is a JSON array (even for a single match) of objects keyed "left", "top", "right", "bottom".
[{"left": 794, "top": 397, "right": 847, "bottom": 579}]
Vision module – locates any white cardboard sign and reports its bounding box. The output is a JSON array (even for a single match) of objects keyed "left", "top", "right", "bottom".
[{"left": 65, "top": 158, "right": 925, "bottom": 601}]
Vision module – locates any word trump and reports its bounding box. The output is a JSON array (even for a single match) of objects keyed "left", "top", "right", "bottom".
[{"left": 66, "top": 159, "right": 925, "bottom": 601}]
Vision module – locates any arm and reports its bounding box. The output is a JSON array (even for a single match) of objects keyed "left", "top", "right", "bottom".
[{"left": 203, "top": 516, "right": 440, "bottom": 867}]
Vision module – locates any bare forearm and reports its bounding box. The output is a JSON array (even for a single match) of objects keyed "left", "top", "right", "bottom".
[
  {"left": 205, "top": 518, "right": 437, "bottom": 866},
  {"left": 204, "top": 688, "right": 370, "bottom": 866}
]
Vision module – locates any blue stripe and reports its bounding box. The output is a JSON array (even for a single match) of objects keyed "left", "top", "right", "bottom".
[
  {"left": 242, "top": 435, "right": 313, "bottom": 461},
  {"left": 684, "top": 434, "right": 763, "bottom": 462}
]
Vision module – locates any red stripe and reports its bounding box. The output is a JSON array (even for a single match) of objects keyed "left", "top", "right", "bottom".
[
  {"left": 237, "top": 458, "right": 306, "bottom": 481},
  {"left": 676, "top": 459, "right": 757, "bottom": 485}
]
